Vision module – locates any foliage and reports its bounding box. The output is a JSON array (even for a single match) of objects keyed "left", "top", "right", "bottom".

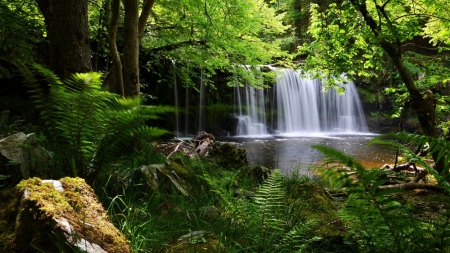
[
  {"left": 203, "top": 169, "right": 327, "bottom": 252},
  {"left": 142, "top": 0, "right": 290, "bottom": 88},
  {"left": 313, "top": 143, "right": 450, "bottom": 252},
  {"left": 370, "top": 132, "right": 450, "bottom": 185},
  {"left": 298, "top": 2, "right": 385, "bottom": 85},
  {"left": 27, "top": 65, "right": 173, "bottom": 183},
  {"left": 298, "top": 0, "right": 450, "bottom": 133},
  {"left": 0, "top": 0, "right": 43, "bottom": 78}
]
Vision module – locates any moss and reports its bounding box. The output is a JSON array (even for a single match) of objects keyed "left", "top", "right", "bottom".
[
  {"left": 7, "top": 177, "right": 130, "bottom": 252},
  {"left": 0, "top": 188, "right": 21, "bottom": 251}
]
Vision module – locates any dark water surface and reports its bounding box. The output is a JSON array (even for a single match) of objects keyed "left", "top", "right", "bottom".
[{"left": 219, "top": 135, "right": 396, "bottom": 175}]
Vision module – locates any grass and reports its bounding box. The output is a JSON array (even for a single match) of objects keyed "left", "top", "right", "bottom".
[{"left": 98, "top": 151, "right": 352, "bottom": 253}]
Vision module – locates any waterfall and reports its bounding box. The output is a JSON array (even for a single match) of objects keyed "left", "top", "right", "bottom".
[
  {"left": 276, "top": 70, "right": 321, "bottom": 133},
  {"left": 234, "top": 86, "right": 268, "bottom": 136},
  {"left": 171, "top": 67, "right": 368, "bottom": 137},
  {"left": 233, "top": 69, "right": 368, "bottom": 136},
  {"left": 173, "top": 62, "right": 180, "bottom": 136},
  {"left": 198, "top": 69, "right": 205, "bottom": 132},
  {"left": 276, "top": 69, "right": 368, "bottom": 134}
]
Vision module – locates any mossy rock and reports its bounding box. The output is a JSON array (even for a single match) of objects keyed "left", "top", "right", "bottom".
[
  {"left": 0, "top": 187, "right": 21, "bottom": 251},
  {"left": 1, "top": 177, "right": 130, "bottom": 253},
  {"left": 238, "top": 165, "right": 271, "bottom": 185},
  {"left": 138, "top": 161, "right": 203, "bottom": 196},
  {"left": 210, "top": 142, "right": 248, "bottom": 170}
]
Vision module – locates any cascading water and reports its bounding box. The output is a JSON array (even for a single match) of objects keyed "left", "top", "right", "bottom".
[
  {"left": 233, "top": 69, "right": 368, "bottom": 136},
  {"left": 276, "top": 69, "right": 368, "bottom": 134},
  {"left": 234, "top": 86, "right": 268, "bottom": 136},
  {"left": 198, "top": 69, "right": 205, "bottom": 132},
  {"left": 172, "top": 67, "right": 367, "bottom": 137}
]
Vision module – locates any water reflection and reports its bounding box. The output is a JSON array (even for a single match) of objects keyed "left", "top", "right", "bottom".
[{"left": 221, "top": 136, "right": 396, "bottom": 175}]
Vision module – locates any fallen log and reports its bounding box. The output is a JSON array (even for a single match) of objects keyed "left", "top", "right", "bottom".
[
  {"left": 377, "top": 182, "right": 442, "bottom": 192},
  {"left": 380, "top": 162, "right": 425, "bottom": 176}
]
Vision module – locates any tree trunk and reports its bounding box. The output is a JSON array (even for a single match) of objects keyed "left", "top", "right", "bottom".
[
  {"left": 108, "top": 0, "right": 124, "bottom": 96},
  {"left": 106, "top": 0, "right": 156, "bottom": 97},
  {"left": 35, "top": 0, "right": 91, "bottom": 79},
  {"left": 122, "top": 0, "right": 140, "bottom": 97}
]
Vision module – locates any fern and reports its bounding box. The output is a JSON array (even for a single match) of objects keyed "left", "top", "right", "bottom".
[
  {"left": 253, "top": 169, "right": 285, "bottom": 246},
  {"left": 313, "top": 144, "right": 450, "bottom": 252},
  {"left": 28, "top": 65, "right": 174, "bottom": 183}
]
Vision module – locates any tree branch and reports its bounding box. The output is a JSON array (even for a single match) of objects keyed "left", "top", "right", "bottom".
[
  {"left": 138, "top": 0, "right": 156, "bottom": 43},
  {"left": 377, "top": 182, "right": 442, "bottom": 192}
]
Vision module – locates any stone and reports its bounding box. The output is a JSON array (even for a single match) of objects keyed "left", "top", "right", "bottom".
[
  {"left": 1, "top": 177, "right": 130, "bottom": 253},
  {"left": 233, "top": 188, "right": 255, "bottom": 198},
  {"left": 138, "top": 161, "right": 195, "bottom": 196},
  {"left": 239, "top": 165, "right": 271, "bottom": 184},
  {"left": 0, "top": 132, "right": 51, "bottom": 179},
  {"left": 210, "top": 142, "right": 248, "bottom": 170}
]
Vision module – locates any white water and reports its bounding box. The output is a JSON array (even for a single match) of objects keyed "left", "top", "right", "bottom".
[
  {"left": 234, "top": 69, "right": 368, "bottom": 136},
  {"left": 198, "top": 69, "right": 205, "bottom": 132},
  {"left": 234, "top": 86, "right": 268, "bottom": 136}
]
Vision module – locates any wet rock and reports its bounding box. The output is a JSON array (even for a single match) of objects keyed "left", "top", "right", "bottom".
[{"left": 1, "top": 177, "right": 130, "bottom": 253}]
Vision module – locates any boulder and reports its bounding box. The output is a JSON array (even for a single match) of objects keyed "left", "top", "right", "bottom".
[
  {"left": 138, "top": 161, "right": 198, "bottom": 196},
  {"left": 0, "top": 132, "right": 51, "bottom": 180},
  {"left": 210, "top": 142, "right": 248, "bottom": 170},
  {"left": 238, "top": 165, "right": 271, "bottom": 184},
  {"left": 1, "top": 177, "right": 130, "bottom": 253}
]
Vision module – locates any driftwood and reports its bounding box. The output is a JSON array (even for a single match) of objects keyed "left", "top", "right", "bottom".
[
  {"left": 156, "top": 132, "right": 216, "bottom": 158},
  {"left": 157, "top": 139, "right": 197, "bottom": 159},
  {"left": 380, "top": 162, "right": 425, "bottom": 176},
  {"left": 193, "top": 131, "right": 215, "bottom": 155}
]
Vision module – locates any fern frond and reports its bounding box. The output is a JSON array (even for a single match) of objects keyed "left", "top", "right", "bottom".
[{"left": 27, "top": 67, "right": 173, "bottom": 182}]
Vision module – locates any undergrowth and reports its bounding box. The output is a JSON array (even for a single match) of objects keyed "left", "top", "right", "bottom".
[{"left": 313, "top": 138, "right": 450, "bottom": 253}]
